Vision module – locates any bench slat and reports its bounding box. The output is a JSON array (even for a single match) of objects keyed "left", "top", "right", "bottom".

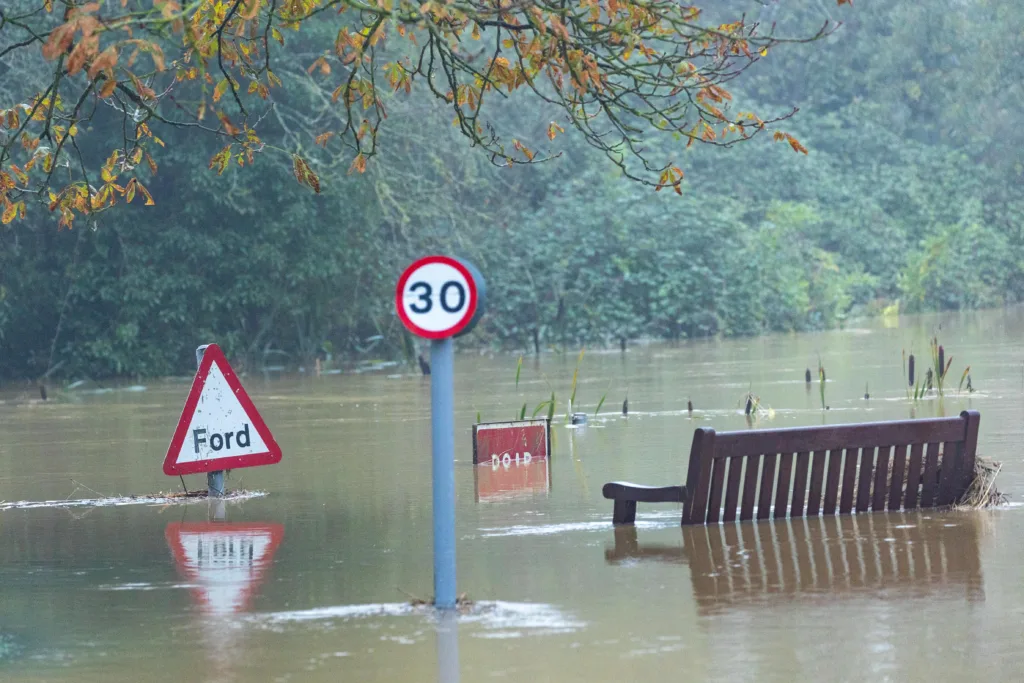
[
  {"left": 706, "top": 456, "right": 728, "bottom": 523},
  {"left": 888, "top": 444, "right": 909, "bottom": 511},
  {"left": 839, "top": 447, "right": 859, "bottom": 514},
  {"left": 960, "top": 411, "right": 981, "bottom": 495},
  {"left": 684, "top": 429, "right": 715, "bottom": 525},
  {"left": 740, "top": 456, "right": 760, "bottom": 521},
  {"left": 711, "top": 418, "right": 965, "bottom": 459},
  {"left": 872, "top": 446, "right": 892, "bottom": 511},
  {"left": 903, "top": 442, "right": 925, "bottom": 509},
  {"left": 723, "top": 457, "right": 742, "bottom": 523},
  {"left": 920, "top": 442, "right": 941, "bottom": 507},
  {"left": 937, "top": 440, "right": 962, "bottom": 506},
  {"left": 790, "top": 451, "right": 810, "bottom": 517},
  {"left": 807, "top": 451, "right": 827, "bottom": 516},
  {"left": 757, "top": 453, "right": 777, "bottom": 520},
  {"left": 823, "top": 450, "right": 843, "bottom": 515},
  {"left": 774, "top": 452, "right": 794, "bottom": 520},
  {"left": 855, "top": 446, "right": 875, "bottom": 512}
]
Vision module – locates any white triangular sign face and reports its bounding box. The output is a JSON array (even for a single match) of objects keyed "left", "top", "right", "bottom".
[{"left": 163, "top": 344, "right": 282, "bottom": 476}]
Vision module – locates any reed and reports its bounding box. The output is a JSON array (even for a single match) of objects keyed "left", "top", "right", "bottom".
[
  {"left": 929, "top": 337, "right": 953, "bottom": 396},
  {"left": 818, "top": 360, "right": 827, "bottom": 411}
]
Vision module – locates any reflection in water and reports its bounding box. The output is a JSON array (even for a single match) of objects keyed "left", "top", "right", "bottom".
[
  {"left": 473, "top": 458, "right": 550, "bottom": 502},
  {"left": 436, "top": 610, "right": 459, "bottom": 683},
  {"left": 165, "top": 520, "right": 284, "bottom": 616},
  {"left": 166, "top": 518, "right": 284, "bottom": 683},
  {"left": 606, "top": 514, "right": 985, "bottom": 613}
]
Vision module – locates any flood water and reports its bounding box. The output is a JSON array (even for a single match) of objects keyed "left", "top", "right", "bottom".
[{"left": 2, "top": 307, "right": 1024, "bottom": 682}]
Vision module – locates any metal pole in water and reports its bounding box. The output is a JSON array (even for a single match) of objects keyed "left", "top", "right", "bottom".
[
  {"left": 195, "top": 344, "right": 225, "bottom": 498},
  {"left": 436, "top": 609, "right": 460, "bottom": 683},
  {"left": 430, "top": 336, "right": 457, "bottom": 609}
]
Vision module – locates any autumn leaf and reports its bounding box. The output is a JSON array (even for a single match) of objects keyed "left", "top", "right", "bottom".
[
  {"left": 88, "top": 46, "right": 119, "bottom": 79},
  {"left": 1, "top": 200, "right": 16, "bottom": 225},
  {"left": 213, "top": 79, "right": 229, "bottom": 103},
  {"left": 348, "top": 153, "right": 367, "bottom": 174},
  {"left": 136, "top": 181, "right": 155, "bottom": 205}
]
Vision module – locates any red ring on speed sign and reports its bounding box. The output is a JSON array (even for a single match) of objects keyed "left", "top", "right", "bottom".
[{"left": 396, "top": 256, "right": 479, "bottom": 339}]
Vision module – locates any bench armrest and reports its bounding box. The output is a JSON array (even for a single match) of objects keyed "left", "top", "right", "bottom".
[{"left": 602, "top": 482, "right": 685, "bottom": 525}]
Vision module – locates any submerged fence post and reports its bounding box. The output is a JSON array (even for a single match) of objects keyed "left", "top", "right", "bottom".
[
  {"left": 195, "top": 344, "right": 225, "bottom": 498},
  {"left": 431, "top": 336, "right": 457, "bottom": 609}
]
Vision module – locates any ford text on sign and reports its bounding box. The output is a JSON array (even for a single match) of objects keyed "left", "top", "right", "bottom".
[{"left": 472, "top": 419, "right": 550, "bottom": 465}]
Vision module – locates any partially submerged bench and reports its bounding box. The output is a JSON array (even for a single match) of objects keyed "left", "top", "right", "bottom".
[{"left": 603, "top": 410, "right": 980, "bottom": 525}]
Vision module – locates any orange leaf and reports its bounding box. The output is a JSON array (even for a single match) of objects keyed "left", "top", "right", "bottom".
[
  {"left": 348, "top": 153, "right": 367, "bottom": 174},
  {"left": 1, "top": 200, "right": 16, "bottom": 225},
  {"left": 88, "top": 45, "right": 118, "bottom": 79}
]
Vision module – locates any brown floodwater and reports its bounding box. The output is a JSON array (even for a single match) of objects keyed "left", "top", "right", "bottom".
[{"left": 2, "top": 307, "right": 1024, "bottom": 682}]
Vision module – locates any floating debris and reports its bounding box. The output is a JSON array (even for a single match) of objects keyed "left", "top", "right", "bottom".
[
  {"left": 0, "top": 489, "right": 268, "bottom": 511},
  {"left": 956, "top": 456, "right": 1006, "bottom": 509}
]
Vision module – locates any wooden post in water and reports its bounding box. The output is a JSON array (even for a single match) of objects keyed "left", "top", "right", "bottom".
[{"left": 196, "top": 344, "right": 226, "bottom": 498}]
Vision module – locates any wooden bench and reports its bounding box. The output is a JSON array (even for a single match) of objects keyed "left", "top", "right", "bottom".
[{"left": 603, "top": 410, "right": 980, "bottom": 525}]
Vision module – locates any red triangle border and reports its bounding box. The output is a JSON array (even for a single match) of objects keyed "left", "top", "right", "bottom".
[{"left": 163, "top": 343, "right": 282, "bottom": 476}]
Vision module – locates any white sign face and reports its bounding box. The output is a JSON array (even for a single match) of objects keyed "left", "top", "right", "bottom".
[
  {"left": 396, "top": 257, "right": 477, "bottom": 338},
  {"left": 172, "top": 362, "right": 268, "bottom": 466}
]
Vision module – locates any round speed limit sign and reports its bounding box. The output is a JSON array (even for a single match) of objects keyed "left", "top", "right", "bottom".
[{"left": 396, "top": 256, "right": 484, "bottom": 339}]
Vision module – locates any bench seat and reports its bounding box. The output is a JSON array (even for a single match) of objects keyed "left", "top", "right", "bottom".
[{"left": 603, "top": 410, "right": 980, "bottom": 526}]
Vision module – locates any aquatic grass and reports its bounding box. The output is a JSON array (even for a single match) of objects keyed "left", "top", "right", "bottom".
[
  {"left": 567, "top": 348, "right": 585, "bottom": 419},
  {"left": 930, "top": 337, "right": 953, "bottom": 396},
  {"left": 957, "top": 366, "right": 970, "bottom": 395},
  {"left": 818, "top": 360, "right": 826, "bottom": 411},
  {"left": 593, "top": 382, "right": 610, "bottom": 416},
  {"left": 739, "top": 391, "right": 774, "bottom": 422},
  {"left": 515, "top": 355, "right": 523, "bottom": 390}
]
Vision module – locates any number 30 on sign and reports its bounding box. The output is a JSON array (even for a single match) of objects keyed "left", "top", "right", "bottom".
[{"left": 396, "top": 256, "right": 485, "bottom": 339}]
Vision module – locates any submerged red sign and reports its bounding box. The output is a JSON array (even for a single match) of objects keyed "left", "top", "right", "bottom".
[{"left": 472, "top": 419, "right": 550, "bottom": 465}]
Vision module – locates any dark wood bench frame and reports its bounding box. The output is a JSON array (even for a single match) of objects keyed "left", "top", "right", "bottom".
[{"left": 603, "top": 410, "right": 980, "bottom": 525}]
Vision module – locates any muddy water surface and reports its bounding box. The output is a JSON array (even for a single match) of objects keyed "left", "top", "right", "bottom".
[{"left": 2, "top": 308, "right": 1024, "bottom": 682}]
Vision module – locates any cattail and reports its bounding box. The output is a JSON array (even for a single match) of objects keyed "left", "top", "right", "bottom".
[
  {"left": 864, "top": 383, "right": 869, "bottom": 401},
  {"left": 622, "top": 397, "right": 629, "bottom": 415},
  {"left": 687, "top": 399, "right": 693, "bottom": 415},
  {"left": 805, "top": 368, "right": 812, "bottom": 384},
  {"left": 908, "top": 354, "right": 915, "bottom": 386},
  {"left": 925, "top": 367, "right": 933, "bottom": 391},
  {"left": 745, "top": 396, "right": 753, "bottom": 416},
  {"left": 938, "top": 345, "right": 945, "bottom": 378}
]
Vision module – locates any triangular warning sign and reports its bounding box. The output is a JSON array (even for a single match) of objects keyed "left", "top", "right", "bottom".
[
  {"left": 163, "top": 343, "right": 282, "bottom": 476},
  {"left": 165, "top": 522, "right": 284, "bottom": 616}
]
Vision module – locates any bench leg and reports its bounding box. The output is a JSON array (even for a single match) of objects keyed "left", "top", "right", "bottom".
[{"left": 612, "top": 499, "right": 637, "bottom": 525}]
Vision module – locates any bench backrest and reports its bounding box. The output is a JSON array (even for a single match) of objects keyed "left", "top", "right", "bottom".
[{"left": 682, "top": 410, "right": 980, "bottom": 525}]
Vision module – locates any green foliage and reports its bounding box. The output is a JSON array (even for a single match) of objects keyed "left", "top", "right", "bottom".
[{"left": 4, "top": 0, "right": 1024, "bottom": 379}]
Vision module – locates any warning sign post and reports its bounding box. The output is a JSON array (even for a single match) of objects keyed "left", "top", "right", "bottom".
[{"left": 164, "top": 343, "right": 282, "bottom": 495}]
